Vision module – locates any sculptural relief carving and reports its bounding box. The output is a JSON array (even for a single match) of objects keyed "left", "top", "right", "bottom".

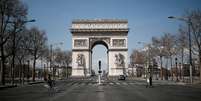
[
  {"left": 113, "top": 39, "right": 125, "bottom": 47},
  {"left": 114, "top": 53, "right": 125, "bottom": 67},
  {"left": 76, "top": 54, "right": 85, "bottom": 66},
  {"left": 74, "top": 39, "right": 87, "bottom": 47}
]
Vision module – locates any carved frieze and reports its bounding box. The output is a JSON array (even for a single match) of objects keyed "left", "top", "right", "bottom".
[
  {"left": 112, "top": 39, "right": 125, "bottom": 47},
  {"left": 72, "top": 23, "right": 128, "bottom": 29},
  {"left": 74, "top": 39, "right": 87, "bottom": 47}
]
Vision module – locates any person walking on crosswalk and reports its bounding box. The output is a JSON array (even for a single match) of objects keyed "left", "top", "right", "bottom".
[{"left": 146, "top": 72, "right": 153, "bottom": 88}]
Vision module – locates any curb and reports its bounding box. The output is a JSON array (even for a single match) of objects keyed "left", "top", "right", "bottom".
[
  {"left": 27, "top": 81, "right": 45, "bottom": 85},
  {"left": 0, "top": 85, "right": 17, "bottom": 90},
  {"left": 0, "top": 81, "right": 45, "bottom": 90}
]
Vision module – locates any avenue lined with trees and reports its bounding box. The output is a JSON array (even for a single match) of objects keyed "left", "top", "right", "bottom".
[
  {"left": 0, "top": 1, "right": 201, "bottom": 101},
  {"left": 0, "top": 0, "right": 72, "bottom": 86},
  {"left": 130, "top": 9, "right": 201, "bottom": 83},
  {"left": 1, "top": 0, "right": 200, "bottom": 86}
]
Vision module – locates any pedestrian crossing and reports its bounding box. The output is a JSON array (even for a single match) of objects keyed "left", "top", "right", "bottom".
[
  {"left": 60, "top": 80, "right": 183, "bottom": 87},
  {"left": 60, "top": 77, "right": 184, "bottom": 87},
  {"left": 43, "top": 80, "right": 184, "bottom": 94},
  {"left": 63, "top": 81, "right": 147, "bottom": 87}
]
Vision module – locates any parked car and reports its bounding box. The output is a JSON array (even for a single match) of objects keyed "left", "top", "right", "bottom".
[{"left": 118, "top": 75, "right": 126, "bottom": 80}]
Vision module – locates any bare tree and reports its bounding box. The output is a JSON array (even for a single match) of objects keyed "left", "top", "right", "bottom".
[
  {"left": 48, "top": 47, "right": 72, "bottom": 79},
  {"left": 15, "top": 29, "right": 31, "bottom": 84},
  {"left": 151, "top": 33, "right": 176, "bottom": 80},
  {"left": 0, "top": 0, "right": 28, "bottom": 85},
  {"left": 26, "top": 27, "right": 47, "bottom": 82},
  {"left": 62, "top": 51, "right": 72, "bottom": 78},
  {"left": 152, "top": 36, "right": 166, "bottom": 80},
  {"left": 186, "top": 9, "right": 201, "bottom": 81},
  {"left": 175, "top": 27, "right": 189, "bottom": 80},
  {"left": 161, "top": 33, "right": 176, "bottom": 80},
  {"left": 130, "top": 49, "right": 145, "bottom": 65}
]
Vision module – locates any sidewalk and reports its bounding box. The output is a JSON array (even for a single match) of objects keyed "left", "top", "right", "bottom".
[{"left": 0, "top": 80, "right": 45, "bottom": 90}]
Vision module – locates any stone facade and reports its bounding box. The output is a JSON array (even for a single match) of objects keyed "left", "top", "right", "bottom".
[{"left": 70, "top": 19, "right": 129, "bottom": 76}]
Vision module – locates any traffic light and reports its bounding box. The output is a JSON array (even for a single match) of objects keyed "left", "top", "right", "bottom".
[
  {"left": 98, "top": 61, "right": 102, "bottom": 73},
  {"left": 99, "top": 60, "right": 101, "bottom": 70}
]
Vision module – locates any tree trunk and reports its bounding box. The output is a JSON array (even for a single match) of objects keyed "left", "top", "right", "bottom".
[
  {"left": 11, "top": 63, "right": 14, "bottom": 85},
  {"left": 160, "top": 56, "right": 163, "bottom": 80},
  {"left": 199, "top": 51, "right": 201, "bottom": 82},
  {"left": 66, "top": 66, "right": 68, "bottom": 78},
  {"left": 11, "top": 26, "right": 17, "bottom": 85},
  {"left": 170, "top": 57, "right": 173, "bottom": 81},
  {"left": 43, "top": 64, "right": 46, "bottom": 80},
  {"left": 19, "top": 60, "right": 22, "bottom": 84},
  {"left": 166, "top": 58, "right": 169, "bottom": 80},
  {"left": 32, "top": 56, "right": 36, "bottom": 82},
  {"left": 0, "top": 42, "right": 6, "bottom": 85},
  {"left": 19, "top": 64, "right": 21, "bottom": 84},
  {"left": 22, "top": 62, "right": 25, "bottom": 84},
  {"left": 181, "top": 48, "right": 184, "bottom": 81}
]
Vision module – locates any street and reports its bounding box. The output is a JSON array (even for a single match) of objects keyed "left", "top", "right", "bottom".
[{"left": 0, "top": 77, "right": 201, "bottom": 101}]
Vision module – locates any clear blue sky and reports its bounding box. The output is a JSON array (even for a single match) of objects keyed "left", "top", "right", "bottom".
[{"left": 22, "top": 0, "right": 201, "bottom": 72}]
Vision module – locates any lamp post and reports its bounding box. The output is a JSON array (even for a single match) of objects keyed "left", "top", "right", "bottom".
[
  {"left": 168, "top": 16, "right": 193, "bottom": 84},
  {"left": 49, "top": 42, "right": 63, "bottom": 80}
]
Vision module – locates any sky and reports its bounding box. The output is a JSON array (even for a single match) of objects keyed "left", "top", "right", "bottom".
[{"left": 22, "top": 0, "right": 201, "bottom": 72}]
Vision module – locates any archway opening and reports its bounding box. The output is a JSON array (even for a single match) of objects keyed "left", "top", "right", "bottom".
[{"left": 92, "top": 44, "right": 108, "bottom": 76}]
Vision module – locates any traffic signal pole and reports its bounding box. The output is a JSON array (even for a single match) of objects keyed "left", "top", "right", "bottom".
[{"left": 98, "top": 61, "right": 102, "bottom": 85}]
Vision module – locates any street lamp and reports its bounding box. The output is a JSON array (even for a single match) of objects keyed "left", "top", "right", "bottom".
[
  {"left": 50, "top": 42, "right": 63, "bottom": 80},
  {"left": 168, "top": 16, "right": 193, "bottom": 84},
  {"left": 7, "top": 19, "right": 36, "bottom": 27},
  {"left": 25, "top": 19, "right": 36, "bottom": 23}
]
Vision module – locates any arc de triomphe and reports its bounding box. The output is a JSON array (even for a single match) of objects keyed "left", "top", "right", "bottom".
[{"left": 70, "top": 19, "right": 128, "bottom": 76}]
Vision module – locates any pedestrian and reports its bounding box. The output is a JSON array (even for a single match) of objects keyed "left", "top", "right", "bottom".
[
  {"left": 149, "top": 76, "right": 152, "bottom": 87},
  {"left": 47, "top": 74, "right": 53, "bottom": 88},
  {"left": 46, "top": 74, "right": 55, "bottom": 96},
  {"left": 146, "top": 76, "right": 150, "bottom": 88}
]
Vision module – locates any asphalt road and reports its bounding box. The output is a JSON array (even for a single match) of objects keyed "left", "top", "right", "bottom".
[{"left": 0, "top": 78, "right": 201, "bottom": 101}]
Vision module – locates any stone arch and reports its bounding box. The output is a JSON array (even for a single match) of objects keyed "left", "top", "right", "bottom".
[
  {"left": 71, "top": 19, "right": 128, "bottom": 77},
  {"left": 90, "top": 38, "right": 110, "bottom": 50}
]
